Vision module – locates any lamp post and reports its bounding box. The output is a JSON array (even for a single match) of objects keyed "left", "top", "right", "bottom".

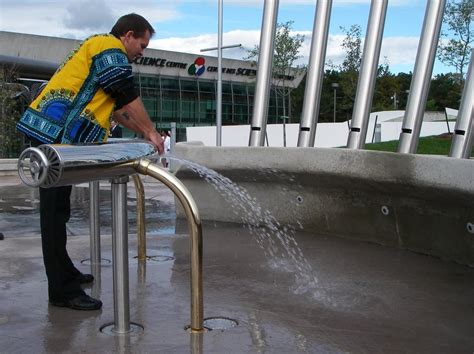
[
  {"left": 200, "top": 0, "right": 241, "bottom": 146},
  {"left": 331, "top": 82, "right": 339, "bottom": 123},
  {"left": 391, "top": 92, "right": 398, "bottom": 109},
  {"left": 280, "top": 115, "right": 288, "bottom": 147}
]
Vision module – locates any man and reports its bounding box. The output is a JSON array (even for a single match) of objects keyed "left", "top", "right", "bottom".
[
  {"left": 109, "top": 120, "right": 123, "bottom": 138},
  {"left": 160, "top": 130, "right": 171, "bottom": 167},
  {"left": 16, "top": 14, "right": 163, "bottom": 311}
]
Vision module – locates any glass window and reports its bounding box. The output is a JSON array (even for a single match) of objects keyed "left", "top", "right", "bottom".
[
  {"left": 161, "top": 78, "right": 180, "bottom": 90},
  {"left": 198, "top": 80, "right": 215, "bottom": 93},
  {"left": 180, "top": 79, "right": 198, "bottom": 91}
]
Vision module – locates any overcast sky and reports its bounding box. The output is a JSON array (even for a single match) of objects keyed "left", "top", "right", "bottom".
[{"left": 0, "top": 0, "right": 454, "bottom": 74}]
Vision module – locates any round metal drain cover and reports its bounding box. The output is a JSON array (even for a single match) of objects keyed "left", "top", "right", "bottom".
[
  {"left": 100, "top": 322, "right": 143, "bottom": 336},
  {"left": 81, "top": 258, "right": 112, "bottom": 265},
  {"left": 147, "top": 255, "right": 175, "bottom": 262},
  {"left": 203, "top": 317, "right": 238, "bottom": 331}
]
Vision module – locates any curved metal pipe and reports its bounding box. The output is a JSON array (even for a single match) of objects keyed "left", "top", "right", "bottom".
[
  {"left": 132, "top": 174, "right": 147, "bottom": 261},
  {"left": 134, "top": 159, "right": 204, "bottom": 333}
]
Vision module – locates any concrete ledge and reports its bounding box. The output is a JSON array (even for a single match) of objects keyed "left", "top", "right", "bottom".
[
  {"left": 0, "top": 159, "right": 18, "bottom": 176},
  {"left": 173, "top": 142, "right": 474, "bottom": 266}
]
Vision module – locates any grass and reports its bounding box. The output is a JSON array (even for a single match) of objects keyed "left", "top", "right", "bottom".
[{"left": 364, "top": 134, "right": 474, "bottom": 157}]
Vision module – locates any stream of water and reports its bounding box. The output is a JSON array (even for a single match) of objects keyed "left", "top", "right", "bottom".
[{"left": 164, "top": 156, "right": 319, "bottom": 296}]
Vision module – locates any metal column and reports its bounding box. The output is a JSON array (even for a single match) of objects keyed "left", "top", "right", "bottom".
[
  {"left": 347, "top": 0, "right": 388, "bottom": 149},
  {"left": 89, "top": 181, "right": 101, "bottom": 268},
  {"left": 248, "top": 0, "right": 279, "bottom": 146},
  {"left": 397, "top": 0, "right": 446, "bottom": 153},
  {"left": 133, "top": 174, "right": 146, "bottom": 261},
  {"left": 449, "top": 49, "right": 474, "bottom": 159},
  {"left": 217, "top": 0, "right": 223, "bottom": 146},
  {"left": 297, "top": 0, "right": 333, "bottom": 147},
  {"left": 111, "top": 176, "right": 131, "bottom": 334}
]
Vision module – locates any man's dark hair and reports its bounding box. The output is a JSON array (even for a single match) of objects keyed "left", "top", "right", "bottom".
[{"left": 110, "top": 13, "right": 155, "bottom": 38}]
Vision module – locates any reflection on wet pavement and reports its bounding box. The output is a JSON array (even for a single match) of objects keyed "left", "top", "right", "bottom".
[{"left": 0, "top": 181, "right": 176, "bottom": 238}]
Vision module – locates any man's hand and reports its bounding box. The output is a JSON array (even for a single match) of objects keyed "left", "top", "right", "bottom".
[
  {"left": 147, "top": 130, "right": 164, "bottom": 155},
  {"left": 113, "top": 97, "right": 165, "bottom": 155}
]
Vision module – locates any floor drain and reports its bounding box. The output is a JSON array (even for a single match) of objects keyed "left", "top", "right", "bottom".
[
  {"left": 81, "top": 258, "right": 111, "bottom": 265},
  {"left": 147, "top": 255, "right": 175, "bottom": 262},
  {"left": 203, "top": 317, "right": 239, "bottom": 331}
]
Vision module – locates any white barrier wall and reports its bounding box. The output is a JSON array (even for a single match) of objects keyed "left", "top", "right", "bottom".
[{"left": 186, "top": 111, "right": 456, "bottom": 147}]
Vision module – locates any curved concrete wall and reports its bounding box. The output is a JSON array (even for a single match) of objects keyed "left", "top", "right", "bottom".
[{"left": 173, "top": 142, "right": 474, "bottom": 266}]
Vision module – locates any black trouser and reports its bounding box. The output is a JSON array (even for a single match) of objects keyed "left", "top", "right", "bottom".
[
  {"left": 30, "top": 138, "right": 85, "bottom": 301},
  {"left": 39, "top": 186, "right": 85, "bottom": 301}
]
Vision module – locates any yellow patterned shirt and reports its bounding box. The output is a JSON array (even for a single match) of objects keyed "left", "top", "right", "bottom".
[{"left": 17, "top": 34, "right": 136, "bottom": 144}]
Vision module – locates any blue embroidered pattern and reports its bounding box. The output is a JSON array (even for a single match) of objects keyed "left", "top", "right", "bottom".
[
  {"left": 16, "top": 108, "right": 64, "bottom": 144},
  {"left": 95, "top": 49, "right": 133, "bottom": 93}
]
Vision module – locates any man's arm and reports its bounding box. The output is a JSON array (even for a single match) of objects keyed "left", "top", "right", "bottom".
[{"left": 113, "top": 97, "right": 164, "bottom": 154}]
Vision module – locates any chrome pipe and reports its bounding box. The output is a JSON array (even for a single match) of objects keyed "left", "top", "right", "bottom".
[
  {"left": 297, "top": 0, "right": 333, "bottom": 147},
  {"left": 134, "top": 159, "right": 204, "bottom": 332},
  {"left": 449, "top": 49, "right": 474, "bottom": 159},
  {"left": 249, "top": 0, "right": 279, "bottom": 146},
  {"left": 132, "top": 174, "right": 147, "bottom": 261},
  {"left": 18, "top": 141, "right": 157, "bottom": 188},
  {"left": 89, "top": 181, "right": 101, "bottom": 267},
  {"left": 347, "top": 0, "right": 388, "bottom": 149},
  {"left": 112, "top": 175, "right": 131, "bottom": 334},
  {"left": 397, "top": 0, "right": 446, "bottom": 153}
]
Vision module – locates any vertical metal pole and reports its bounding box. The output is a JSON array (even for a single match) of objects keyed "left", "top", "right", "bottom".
[
  {"left": 111, "top": 176, "right": 131, "bottom": 334},
  {"left": 333, "top": 86, "right": 337, "bottom": 123},
  {"left": 170, "top": 122, "right": 177, "bottom": 171},
  {"left": 170, "top": 122, "right": 177, "bottom": 152},
  {"left": 347, "top": 0, "right": 388, "bottom": 149},
  {"left": 449, "top": 49, "right": 474, "bottom": 159},
  {"left": 132, "top": 174, "right": 146, "bottom": 261},
  {"left": 89, "top": 181, "right": 100, "bottom": 268},
  {"left": 217, "top": 0, "right": 223, "bottom": 146},
  {"left": 297, "top": 0, "right": 333, "bottom": 147},
  {"left": 248, "top": 0, "right": 279, "bottom": 146},
  {"left": 397, "top": 0, "right": 446, "bottom": 154}
]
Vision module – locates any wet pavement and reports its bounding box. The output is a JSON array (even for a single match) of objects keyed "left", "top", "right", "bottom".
[{"left": 1, "top": 175, "right": 474, "bottom": 353}]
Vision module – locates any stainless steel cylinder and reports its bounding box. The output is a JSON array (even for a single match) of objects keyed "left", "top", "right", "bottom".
[
  {"left": 112, "top": 176, "right": 131, "bottom": 334},
  {"left": 132, "top": 174, "right": 147, "bottom": 261},
  {"left": 347, "top": 0, "right": 388, "bottom": 149},
  {"left": 89, "top": 181, "right": 101, "bottom": 267},
  {"left": 449, "top": 49, "right": 474, "bottom": 159},
  {"left": 297, "top": 0, "right": 333, "bottom": 147},
  {"left": 398, "top": 0, "right": 446, "bottom": 153},
  {"left": 249, "top": 0, "right": 279, "bottom": 147},
  {"left": 17, "top": 141, "right": 157, "bottom": 188}
]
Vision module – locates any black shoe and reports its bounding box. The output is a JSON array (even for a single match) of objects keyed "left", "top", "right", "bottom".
[
  {"left": 49, "top": 294, "right": 102, "bottom": 311},
  {"left": 77, "top": 273, "right": 94, "bottom": 284}
]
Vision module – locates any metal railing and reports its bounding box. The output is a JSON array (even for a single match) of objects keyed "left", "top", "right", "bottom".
[{"left": 17, "top": 141, "right": 204, "bottom": 333}]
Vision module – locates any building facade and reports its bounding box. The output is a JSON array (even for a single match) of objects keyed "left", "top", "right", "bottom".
[{"left": 0, "top": 31, "right": 304, "bottom": 140}]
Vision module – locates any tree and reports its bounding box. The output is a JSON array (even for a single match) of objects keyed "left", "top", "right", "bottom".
[
  {"left": 336, "top": 24, "right": 363, "bottom": 121},
  {"left": 428, "top": 73, "right": 462, "bottom": 110},
  {"left": 437, "top": 0, "right": 474, "bottom": 81},
  {"left": 0, "top": 66, "right": 29, "bottom": 158},
  {"left": 340, "top": 24, "right": 362, "bottom": 72},
  {"left": 245, "top": 21, "right": 305, "bottom": 122}
]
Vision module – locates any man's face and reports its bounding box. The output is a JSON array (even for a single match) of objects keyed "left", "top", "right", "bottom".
[{"left": 122, "top": 30, "right": 151, "bottom": 62}]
